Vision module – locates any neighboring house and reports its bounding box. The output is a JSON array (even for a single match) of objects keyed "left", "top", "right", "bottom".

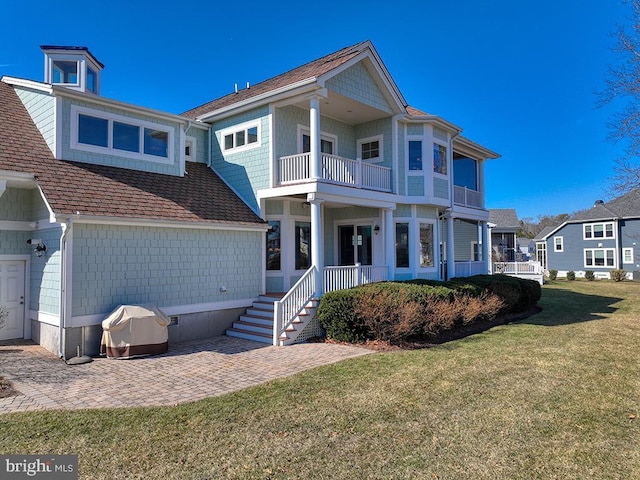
[
  {"left": 536, "top": 191, "right": 640, "bottom": 279},
  {"left": 488, "top": 209, "right": 519, "bottom": 262},
  {"left": 0, "top": 41, "right": 500, "bottom": 353}
]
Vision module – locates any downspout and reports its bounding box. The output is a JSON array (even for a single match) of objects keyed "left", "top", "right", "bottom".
[{"left": 58, "top": 218, "right": 73, "bottom": 359}]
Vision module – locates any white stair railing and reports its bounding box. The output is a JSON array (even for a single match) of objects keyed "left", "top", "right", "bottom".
[{"left": 273, "top": 266, "right": 317, "bottom": 346}]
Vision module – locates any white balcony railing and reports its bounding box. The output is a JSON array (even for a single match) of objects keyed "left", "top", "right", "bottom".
[
  {"left": 278, "top": 153, "right": 392, "bottom": 192},
  {"left": 454, "top": 186, "right": 483, "bottom": 208},
  {"left": 324, "top": 264, "right": 388, "bottom": 293}
]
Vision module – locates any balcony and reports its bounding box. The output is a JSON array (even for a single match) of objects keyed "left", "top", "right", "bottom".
[
  {"left": 278, "top": 153, "right": 392, "bottom": 193},
  {"left": 454, "top": 185, "right": 483, "bottom": 208}
]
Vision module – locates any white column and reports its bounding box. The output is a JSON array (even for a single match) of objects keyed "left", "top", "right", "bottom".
[
  {"left": 482, "top": 221, "right": 490, "bottom": 273},
  {"left": 384, "top": 208, "right": 395, "bottom": 281},
  {"left": 309, "top": 96, "right": 321, "bottom": 180},
  {"left": 308, "top": 193, "right": 324, "bottom": 297},
  {"left": 447, "top": 215, "right": 455, "bottom": 279}
]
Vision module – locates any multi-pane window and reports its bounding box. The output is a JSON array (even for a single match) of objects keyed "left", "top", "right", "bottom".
[
  {"left": 223, "top": 124, "right": 259, "bottom": 151},
  {"left": 623, "top": 247, "right": 634, "bottom": 264},
  {"left": 419, "top": 223, "right": 434, "bottom": 268},
  {"left": 584, "top": 248, "right": 615, "bottom": 267},
  {"left": 395, "top": 223, "right": 409, "bottom": 268},
  {"left": 433, "top": 143, "right": 447, "bottom": 175},
  {"left": 554, "top": 236, "right": 563, "bottom": 252},
  {"left": 408, "top": 141, "right": 422, "bottom": 171},
  {"left": 584, "top": 222, "right": 614, "bottom": 239},
  {"left": 359, "top": 136, "right": 382, "bottom": 161},
  {"left": 73, "top": 106, "right": 171, "bottom": 162},
  {"left": 266, "top": 221, "right": 281, "bottom": 271},
  {"left": 295, "top": 221, "right": 311, "bottom": 270}
]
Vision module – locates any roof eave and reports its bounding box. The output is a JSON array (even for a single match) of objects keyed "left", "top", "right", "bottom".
[{"left": 195, "top": 78, "right": 320, "bottom": 122}]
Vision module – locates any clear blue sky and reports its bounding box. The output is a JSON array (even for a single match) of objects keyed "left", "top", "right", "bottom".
[{"left": 0, "top": 0, "right": 630, "bottom": 220}]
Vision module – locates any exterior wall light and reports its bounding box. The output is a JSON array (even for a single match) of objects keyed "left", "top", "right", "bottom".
[{"left": 374, "top": 225, "right": 380, "bottom": 235}]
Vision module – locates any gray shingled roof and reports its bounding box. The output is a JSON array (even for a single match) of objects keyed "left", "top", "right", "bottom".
[
  {"left": 570, "top": 189, "right": 640, "bottom": 221},
  {"left": 0, "top": 81, "right": 265, "bottom": 226},
  {"left": 488, "top": 209, "right": 519, "bottom": 229}
]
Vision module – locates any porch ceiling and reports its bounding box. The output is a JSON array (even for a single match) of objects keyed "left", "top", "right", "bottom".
[{"left": 292, "top": 91, "right": 391, "bottom": 125}]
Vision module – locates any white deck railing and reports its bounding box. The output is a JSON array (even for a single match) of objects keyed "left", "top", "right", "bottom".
[
  {"left": 454, "top": 186, "right": 483, "bottom": 208},
  {"left": 493, "top": 262, "right": 542, "bottom": 275},
  {"left": 273, "top": 266, "right": 317, "bottom": 346},
  {"left": 278, "top": 153, "right": 391, "bottom": 192},
  {"left": 454, "top": 261, "right": 488, "bottom": 277},
  {"left": 323, "top": 264, "right": 388, "bottom": 293}
]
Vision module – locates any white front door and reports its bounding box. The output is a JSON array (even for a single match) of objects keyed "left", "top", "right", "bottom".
[{"left": 0, "top": 261, "right": 26, "bottom": 341}]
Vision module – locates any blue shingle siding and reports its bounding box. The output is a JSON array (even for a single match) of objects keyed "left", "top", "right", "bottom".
[
  {"left": 0, "top": 188, "right": 33, "bottom": 221},
  {"left": 433, "top": 127, "right": 448, "bottom": 142},
  {"left": 325, "top": 62, "right": 393, "bottom": 114},
  {"left": 355, "top": 118, "right": 392, "bottom": 164},
  {"left": 408, "top": 176, "right": 424, "bottom": 196},
  {"left": 0, "top": 231, "right": 31, "bottom": 255},
  {"left": 394, "top": 204, "right": 412, "bottom": 218},
  {"left": 188, "top": 127, "right": 209, "bottom": 164},
  {"left": 59, "top": 97, "right": 183, "bottom": 176},
  {"left": 30, "top": 227, "right": 62, "bottom": 315},
  {"left": 397, "top": 125, "right": 406, "bottom": 195},
  {"left": 407, "top": 124, "right": 423, "bottom": 136},
  {"left": 71, "top": 224, "right": 263, "bottom": 317},
  {"left": 211, "top": 107, "right": 270, "bottom": 213},
  {"left": 14, "top": 86, "right": 56, "bottom": 154},
  {"left": 433, "top": 177, "right": 449, "bottom": 200},
  {"left": 265, "top": 199, "right": 284, "bottom": 215}
]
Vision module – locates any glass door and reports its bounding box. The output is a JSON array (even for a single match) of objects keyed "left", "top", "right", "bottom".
[{"left": 338, "top": 225, "right": 372, "bottom": 266}]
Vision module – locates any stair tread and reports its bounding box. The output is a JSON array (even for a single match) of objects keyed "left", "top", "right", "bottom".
[
  {"left": 227, "top": 328, "right": 272, "bottom": 338},
  {"left": 242, "top": 313, "right": 274, "bottom": 320}
]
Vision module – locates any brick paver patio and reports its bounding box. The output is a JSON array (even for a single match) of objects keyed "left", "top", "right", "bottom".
[{"left": 0, "top": 337, "right": 372, "bottom": 413}]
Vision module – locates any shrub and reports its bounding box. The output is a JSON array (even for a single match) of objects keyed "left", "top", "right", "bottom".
[
  {"left": 318, "top": 275, "right": 539, "bottom": 344},
  {"left": 610, "top": 269, "right": 627, "bottom": 282},
  {"left": 548, "top": 270, "right": 558, "bottom": 281},
  {"left": 566, "top": 271, "right": 576, "bottom": 281},
  {"left": 585, "top": 270, "right": 595, "bottom": 281},
  {"left": 316, "top": 289, "right": 365, "bottom": 343}
]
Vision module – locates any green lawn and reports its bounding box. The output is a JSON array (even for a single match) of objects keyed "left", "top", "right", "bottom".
[{"left": 1, "top": 280, "right": 639, "bottom": 479}]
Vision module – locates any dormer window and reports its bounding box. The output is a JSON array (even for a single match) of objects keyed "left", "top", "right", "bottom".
[
  {"left": 52, "top": 60, "right": 78, "bottom": 84},
  {"left": 41, "top": 45, "right": 104, "bottom": 94}
]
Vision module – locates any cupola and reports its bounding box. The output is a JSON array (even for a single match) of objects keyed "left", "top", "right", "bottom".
[{"left": 41, "top": 45, "right": 104, "bottom": 94}]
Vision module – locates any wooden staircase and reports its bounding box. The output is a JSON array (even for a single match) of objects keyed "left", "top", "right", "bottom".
[{"left": 226, "top": 294, "right": 318, "bottom": 345}]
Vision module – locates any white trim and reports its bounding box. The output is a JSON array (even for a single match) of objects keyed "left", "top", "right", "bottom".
[
  {"left": 553, "top": 236, "right": 564, "bottom": 252},
  {"left": 584, "top": 248, "right": 617, "bottom": 268},
  {"left": 1, "top": 76, "right": 53, "bottom": 93},
  {"left": 297, "top": 124, "right": 338, "bottom": 154},
  {"left": 220, "top": 119, "right": 261, "bottom": 154},
  {"left": 29, "top": 310, "right": 59, "bottom": 327},
  {"left": 0, "top": 221, "right": 34, "bottom": 231},
  {"left": 51, "top": 214, "right": 268, "bottom": 232},
  {"left": 583, "top": 221, "right": 615, "bottom": 240},
  {"left": 196, "top": 79, "right": 320, "bottom": 122},
  {"left": 0, "top": 256, "right": 30, "bottom": 339},
  {"left": 69, "top": 298, "right": 256, "bottom": 327},
  {"left": 417, "top": 220, "right": 437, "bottom": 271},
  {"left": 70, "top": 105, "right": 175, "bottom": 165},
  {"left": 623, "top": 247, "right": 634, "bottom": 264},
  {"left": 185, "top": 135, "right": 197, "bottom": 162},
  {"left": 357, "top": 134, "right": 383, "bottom": 163}
]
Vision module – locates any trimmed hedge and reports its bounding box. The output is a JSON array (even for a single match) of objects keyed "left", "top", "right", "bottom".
[{"left": 317, "top": 275, "right": 541, "bottom": 344}]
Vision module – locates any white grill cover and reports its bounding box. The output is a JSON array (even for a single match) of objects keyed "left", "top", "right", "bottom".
[{"left": 100, "top": 305, "right": 170, "bottom": 359}]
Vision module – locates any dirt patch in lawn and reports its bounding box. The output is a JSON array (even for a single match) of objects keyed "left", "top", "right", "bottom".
[
  {"left": 0, "top": 376, "right": 19, "bottom": 398},
  {"left": 321, "top": 306, "right": 542, "bottom": 352}
]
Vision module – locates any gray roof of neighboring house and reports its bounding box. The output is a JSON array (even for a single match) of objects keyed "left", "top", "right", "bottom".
[
  {"left": 488, "top": 209, "right": 519, "bottom": 229},
  {"left": 533, "top": 226, "right": 557, "bottom": 241},
  {"left": 570, "top": 189, "right": 640, "bottom": 221}
]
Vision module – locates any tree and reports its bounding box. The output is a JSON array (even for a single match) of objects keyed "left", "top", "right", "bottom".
[{"left": 598, "top": 0, "right": 640, "bottom": 194}]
